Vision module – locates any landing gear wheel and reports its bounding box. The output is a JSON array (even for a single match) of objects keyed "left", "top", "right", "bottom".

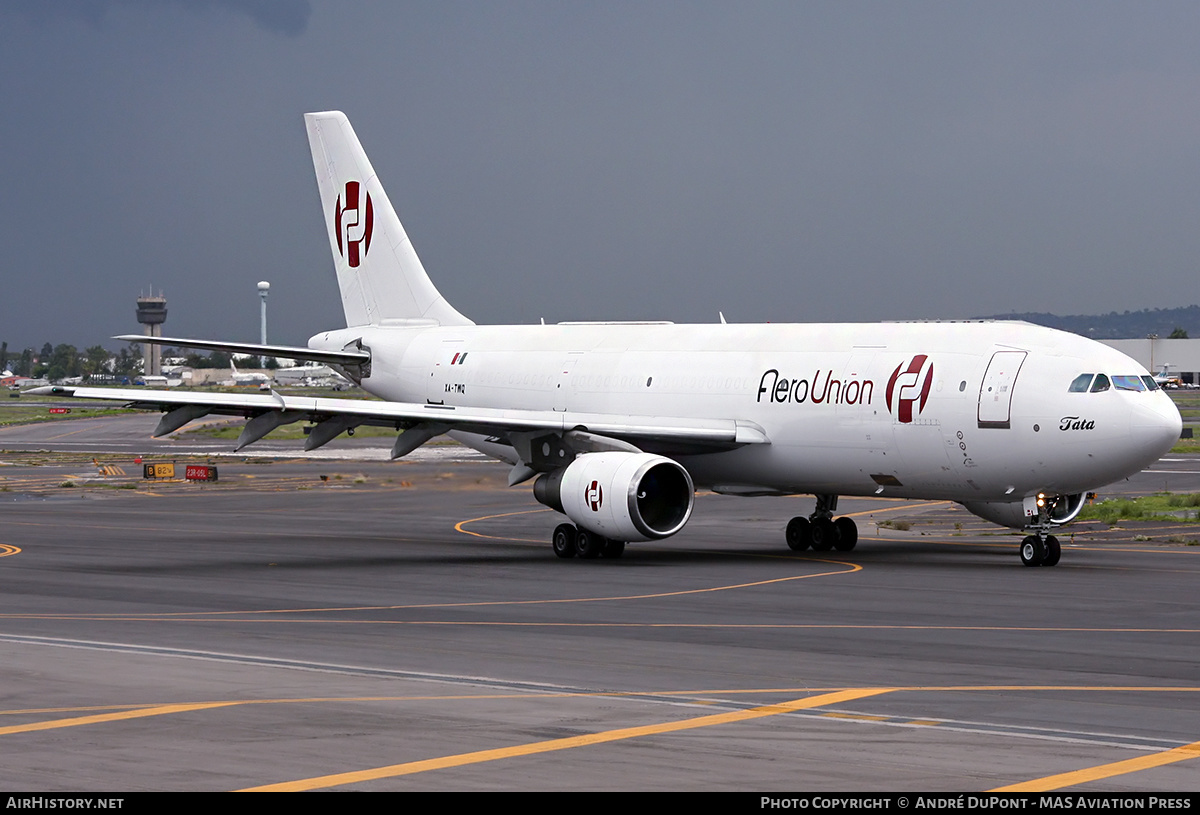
[
  {"left": 786, "top": 517, "right": 811, "bottom": 551},
  {"left": 833, "top": 517, "right": 858, "bottom": 551},
  {"left": 552, "top": 524, "right": 578, "bottom": 559},
  {"left": 1020, "top": 535, "right": 1044, "bottom": 567},
  {"left": 810, "top": 518, "right": 839, "bottom": 551},
  {"left": 1041, "top": 535, "right": 1061, "bottom": 567},
  {"left": 600, "top": 539, "right": 626, "bottom": 559},
  {"left": 576, "top": 528, "right": 604, "bottom": 559}
]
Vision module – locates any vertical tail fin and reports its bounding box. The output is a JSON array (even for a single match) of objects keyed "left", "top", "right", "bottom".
[{"left": 305, "top": 111, "right": 473, "bottom": 328}]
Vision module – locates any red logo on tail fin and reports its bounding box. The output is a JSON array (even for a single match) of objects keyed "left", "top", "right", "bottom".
[{"left": 335, "top": 181, "right": 374, "bottom": 267}]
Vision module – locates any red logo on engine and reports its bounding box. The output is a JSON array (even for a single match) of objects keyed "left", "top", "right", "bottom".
[
  {"left": 585, "top": 480, "right": 603, "bottom": 512},
  {"left": 885, "top": 354, "right": 934, "bottom": 423},
  {"left": 335, "top": 181, "right": 374, "bottom": 267}
]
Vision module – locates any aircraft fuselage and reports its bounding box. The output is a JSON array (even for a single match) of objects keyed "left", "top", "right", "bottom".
[{"left": 311, "top": 319, "right": 1181, "bottom": 505}]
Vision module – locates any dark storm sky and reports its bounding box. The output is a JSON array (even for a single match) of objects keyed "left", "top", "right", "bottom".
[{"left": 4, "top": 1, "right": 1200, "bottom": 350}]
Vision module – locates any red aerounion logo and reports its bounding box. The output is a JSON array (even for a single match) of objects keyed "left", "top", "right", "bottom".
[
  {"left": 885, "top": 354, "right": 934, "bottom": 423},
  {"left": 335, "top": 181, "right": 373, "bottom": 267}
]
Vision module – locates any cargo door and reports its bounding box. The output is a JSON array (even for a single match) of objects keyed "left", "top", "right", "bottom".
[
  {"left": 427, "top": 340, "right": 466, "bottom": 405},
  {"left": 553, "top": 352, "right": 584, "bottom": 411}
]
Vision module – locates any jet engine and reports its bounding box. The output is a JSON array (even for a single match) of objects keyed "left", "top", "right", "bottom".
[
  {"left": 960, "top": 492, "right": 1086, "bottom": 529},
  {"left": 533, "top": 452, "right": 695, "bottom": 542}
]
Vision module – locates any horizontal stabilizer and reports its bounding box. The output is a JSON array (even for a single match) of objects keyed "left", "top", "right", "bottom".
[{"left": 112, "top": 335, "right": 369, "bottom": 366}]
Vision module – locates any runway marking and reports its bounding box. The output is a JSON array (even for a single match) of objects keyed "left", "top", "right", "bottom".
[
  {"left": 43, "top": 421, "right": 115, "bottom": 441},
  {"left": 238, "top": 688, "right": 893, "bottom": 792},
  {"left": 452, "top": 503, "right": 1200, "bottom": 569},
  {"left": 6, "top": 613, "right": 1200, "bottom": 637},
  {"left": 843, "top": 501, "right": 951, "bottom": 518},
  {"left": 0, "top": 703, "right": 171, "bottom": 716},
  {"left": 821, "top": 711, "right": 890, "bottom": 722},
  {"left": 0, "top": 701, "right": 241, "bottom": 736},
  {"left": 453, "top": 502, "right": 944, "bottom": 544},
  {"left": 0, "top": 565, "right": 863, "bottom": 620},
  {"left": 993, "top": 739, "right": 1200, "bottom": 791},
  {"left": 0, "top": 544, "right": 20, "bottom": 558},
  {"left": 454, "top": 507, "right": 551, "bottom": 542},
  {"left": 0, "top": 656, "right": 1195, "bottom": 790}
]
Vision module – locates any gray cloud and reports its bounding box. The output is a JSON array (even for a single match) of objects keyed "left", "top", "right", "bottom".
[
  {"left": 3, "top": 0, "right": 311, "bottom": 36},
  {"left": 177, "top": 0, "right": 311, "bottom": 36},
  {"left": 3, "top": 2, "right": 1200, "bottom": 351}
]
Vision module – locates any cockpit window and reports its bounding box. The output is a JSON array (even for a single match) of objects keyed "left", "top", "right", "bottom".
[
  {"left": 1112, "top": 375, "right": 1146, "bottom": 392},
  {"left": 1071, "top": 373, "right": 1155, "bottom": 393},
  {"left": 1068, "top": 374, "right": 1093, "bottom": 393}
]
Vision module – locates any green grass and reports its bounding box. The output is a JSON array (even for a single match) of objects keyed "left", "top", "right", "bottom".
[
  {"left": 1077, "top": 493, "right": 1200, "bottom": 525},
  {"left": 0, "top": 384, "right": 382, "bottom": 429},
  {"left": 181, "top": 423, "right": 399, "bottom": 441},
  {"left": 0, "top": 402, "right": 134, "bottom": 427},
  {"left": 1170, "top": 437, "right": 1200, "bottom": 453}
]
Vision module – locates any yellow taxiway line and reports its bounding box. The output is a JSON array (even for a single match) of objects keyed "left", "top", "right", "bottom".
[
  {"left": 239, "top": 688, "right": 892, "bottom": 792},
  {"left": 0, "top": 701, "right": 241, "bottom": 736},
  {"left": 992, "top": 739, "right": 1200, "bottom": 791}
]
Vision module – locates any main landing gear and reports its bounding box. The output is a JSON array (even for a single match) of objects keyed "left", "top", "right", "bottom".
[
  {"left": 1019, "top": 534, "right": 1060, "bottom": 567},
  {"left": 785, "top": 494, "right": 858, "bottom": 553},
  {"left": 552, "top": 523, "right": 626, "bottom": 560}
]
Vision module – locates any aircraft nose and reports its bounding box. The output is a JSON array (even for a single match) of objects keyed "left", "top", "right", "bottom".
[{"left": 1131, "top": 397, "right": 1182, "bottom": 460}]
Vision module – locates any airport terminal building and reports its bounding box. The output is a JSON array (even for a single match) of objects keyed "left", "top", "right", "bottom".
[{"left": 1102, "top": 338, "right": 1200, "bottom": 385}]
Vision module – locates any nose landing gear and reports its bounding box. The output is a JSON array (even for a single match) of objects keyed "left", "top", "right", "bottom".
[
  {"left": 785, "top": 494, "right": 858, "bottom": 552},
  {"left": 1019, "top": 492, "right": 1069, "bottom": 567},
  {"left": 1019, "top": 533, "right": 1061, "bottom": 567}
]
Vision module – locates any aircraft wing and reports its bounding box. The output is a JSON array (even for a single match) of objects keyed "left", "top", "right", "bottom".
[{"left": 28, "top": 386, "right": 769, "bottom": 456}]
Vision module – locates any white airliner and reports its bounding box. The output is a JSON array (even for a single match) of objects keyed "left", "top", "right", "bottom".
[
  {"left": 227, "top": 360, "right": 271, "bottom": 388},
  {"left": 36, "top": 111, "right": 1182, "bottom": 567}
]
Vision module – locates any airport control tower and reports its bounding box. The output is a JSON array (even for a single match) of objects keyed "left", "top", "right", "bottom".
[{"left": 136, "top": 291, "right": 167, "bottom": 377}]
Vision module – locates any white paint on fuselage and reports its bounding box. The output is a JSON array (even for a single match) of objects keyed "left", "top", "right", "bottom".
[{"left": 310, "top": 320, "right": 1181, "bottom": 504}]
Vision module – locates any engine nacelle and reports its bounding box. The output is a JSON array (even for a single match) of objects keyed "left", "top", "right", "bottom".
[
  {"left": 533, "top": 452, "right": 694, "bottom": 542},
  {"left": 960, "top": 492, "right": 1086, "bottom": 529}
]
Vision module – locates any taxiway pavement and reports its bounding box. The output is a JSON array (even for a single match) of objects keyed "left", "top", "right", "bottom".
[{"left": 0, "top": 414, "right": 1198, "bottom": 791}]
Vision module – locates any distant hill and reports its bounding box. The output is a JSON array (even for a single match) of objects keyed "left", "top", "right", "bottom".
[{"left": 981, "top": 305, "right": 1200, "bottom": 339}]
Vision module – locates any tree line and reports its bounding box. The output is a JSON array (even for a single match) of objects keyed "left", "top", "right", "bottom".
[{"left": 1, "top": 341, "right": 254, "bottom": 381}]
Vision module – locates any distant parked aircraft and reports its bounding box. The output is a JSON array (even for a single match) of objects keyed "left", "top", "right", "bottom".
[{"left": 1152, "top": 365, "right": 1182, "bottom": 389}]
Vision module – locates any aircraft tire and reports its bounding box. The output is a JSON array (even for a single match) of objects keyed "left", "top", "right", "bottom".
[
  {"left": 833, "top": 517, "right": 858, "bottom": 551},
  {"left": 1019, "top": 535, "right": 1044, "bottom": 567},
  {"left": 553, "top": 524, "right": 578, "bottom": 559},
  {"left": 1041, "top": 535, "right": 1061, "bottom": 567},
  {"left": 576, "top": 528, "right": 603, "bottom": 559},
  {"left": 810, "top": 519, "right": 838, "bottom": 551},
  {"left": 786, "top": 517, "right": 811, "bottom": 551},
  {"left": 600, "top": 539, "right": 626, "bottom": 559}
]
